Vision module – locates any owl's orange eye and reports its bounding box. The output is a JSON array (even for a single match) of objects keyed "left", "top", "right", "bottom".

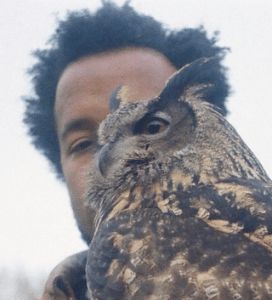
[
  {"left": 144, "top": 119, "right": 168, "bottom": 135},
  {"left": 134, "top": 116, "right": 169, "bottom": 135}
]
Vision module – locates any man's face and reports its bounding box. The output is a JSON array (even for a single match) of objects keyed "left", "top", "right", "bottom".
[{"left": 55, "top": 48, "right": 176, "bottom": 242}]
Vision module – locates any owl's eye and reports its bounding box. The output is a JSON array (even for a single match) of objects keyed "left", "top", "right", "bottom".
[
  {"left": 144, "top": 119, "right": 168, "bottom": 134},
  {"left": 134, "top": 116, "right": 170, "bottom": 135}
]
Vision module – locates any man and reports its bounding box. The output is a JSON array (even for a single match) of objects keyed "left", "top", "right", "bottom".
[{"left": 24, "top": 2, "right": 229, "bottom": 299}]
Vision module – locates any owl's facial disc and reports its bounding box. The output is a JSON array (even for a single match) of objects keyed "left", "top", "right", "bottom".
[{"left": 96, "top": 111, "right": 171, "bottom": 178}]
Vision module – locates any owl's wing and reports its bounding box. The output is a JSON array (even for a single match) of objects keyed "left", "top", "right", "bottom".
[
  {"left": 193, "top": 177, "right": 272, "bottom": 252},
  {"left": 155, "top": 170, "right": 272, "bottom": 252},
  {"left": 86, "top": 207, "right": 272, "bottom": 300}
]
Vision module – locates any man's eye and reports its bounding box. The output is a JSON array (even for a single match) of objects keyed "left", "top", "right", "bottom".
[{"left": 69, "top": 139, "right": 93, "bottom": 155}]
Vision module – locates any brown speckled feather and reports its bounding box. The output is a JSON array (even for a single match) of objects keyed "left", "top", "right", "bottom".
[
  {"left": 88, "top": 209, "right": 272, "bottom": 299},
  {"left": 85, "top": 58, "right": 272, "bottom": 299}
]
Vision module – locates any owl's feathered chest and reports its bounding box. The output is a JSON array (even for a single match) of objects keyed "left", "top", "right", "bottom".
[
  {"left": 87, "top": 168, "right": 272, "bottom": 299},
  {"left": 87, "top": 191, "right": 272, "bottom": 300},
  {"left": 92, "top": 161, "right": 272, "bottom": 251}
]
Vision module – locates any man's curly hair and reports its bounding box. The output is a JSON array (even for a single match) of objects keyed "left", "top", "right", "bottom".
[{"left": 24, "top": 1, "right": 230, "bottom": 178}]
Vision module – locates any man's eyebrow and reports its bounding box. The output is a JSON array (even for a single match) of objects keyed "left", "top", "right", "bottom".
[{"left": 61, "top": 118, "right": 94, "bottom": 141}]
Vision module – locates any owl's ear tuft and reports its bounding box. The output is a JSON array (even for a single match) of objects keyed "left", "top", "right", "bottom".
[
  {"left": 109, "top": 85, "right": 130, "bottom": 112},
  {"left": 158, "top": 57, "right": 219, "bottom": 106}
]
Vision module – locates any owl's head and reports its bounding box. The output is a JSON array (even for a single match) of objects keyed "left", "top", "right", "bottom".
[
  {"left": 86, "top": 57, "right": 268, "bottom": 226},
  {"left": 96, "top": 57, "right": 219, "bottom": 178}
]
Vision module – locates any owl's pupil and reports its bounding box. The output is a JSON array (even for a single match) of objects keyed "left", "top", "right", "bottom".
[{"left": 147, "top": 122, "right": 161, "bottom": 134}]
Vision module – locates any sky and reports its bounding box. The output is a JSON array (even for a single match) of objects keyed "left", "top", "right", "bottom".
[{"left": 1, "top": 0, "right": 272, "bottom": 278}]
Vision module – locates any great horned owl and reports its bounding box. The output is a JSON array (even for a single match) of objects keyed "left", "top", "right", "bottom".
[{"left": 85, "top": 58, "right": 272, "bottom": 299}]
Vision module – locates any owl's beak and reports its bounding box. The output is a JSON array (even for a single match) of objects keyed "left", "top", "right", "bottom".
[{"left": 96, "top": 143, "right": 111, "bottom": 177}]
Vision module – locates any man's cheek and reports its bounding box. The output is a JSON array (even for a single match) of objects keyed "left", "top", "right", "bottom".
[
  {"left": 63, "top": 153, "right": 89, "bottom": 186},
  {"left": 67, "top": 165, "right": 89, "bottom": 202}
]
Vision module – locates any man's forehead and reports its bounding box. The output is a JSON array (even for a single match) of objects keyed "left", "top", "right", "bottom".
[
  {"left": 54, "top": 47, "right": 176, "bottom": 135},
  {"left": 56, "top": 48, "right": 176, "bottom": 100}
]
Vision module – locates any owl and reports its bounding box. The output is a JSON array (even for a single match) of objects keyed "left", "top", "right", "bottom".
[{"left": 85, "top": 58, "right": 272, "bottom": 299}]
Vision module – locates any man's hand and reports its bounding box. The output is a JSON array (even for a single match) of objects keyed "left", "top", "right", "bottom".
[{"left": 40, "top": 251, "right": 88, "bottom": 300}]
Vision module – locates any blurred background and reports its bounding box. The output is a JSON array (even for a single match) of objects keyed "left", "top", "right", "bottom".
[{"left": 1, "top": 0, "right": 272, "bottom": 298}]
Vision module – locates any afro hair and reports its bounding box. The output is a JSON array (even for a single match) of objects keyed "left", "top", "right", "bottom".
[{"left": 24, "top": 1, "right": 229, "bottom": 178}]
